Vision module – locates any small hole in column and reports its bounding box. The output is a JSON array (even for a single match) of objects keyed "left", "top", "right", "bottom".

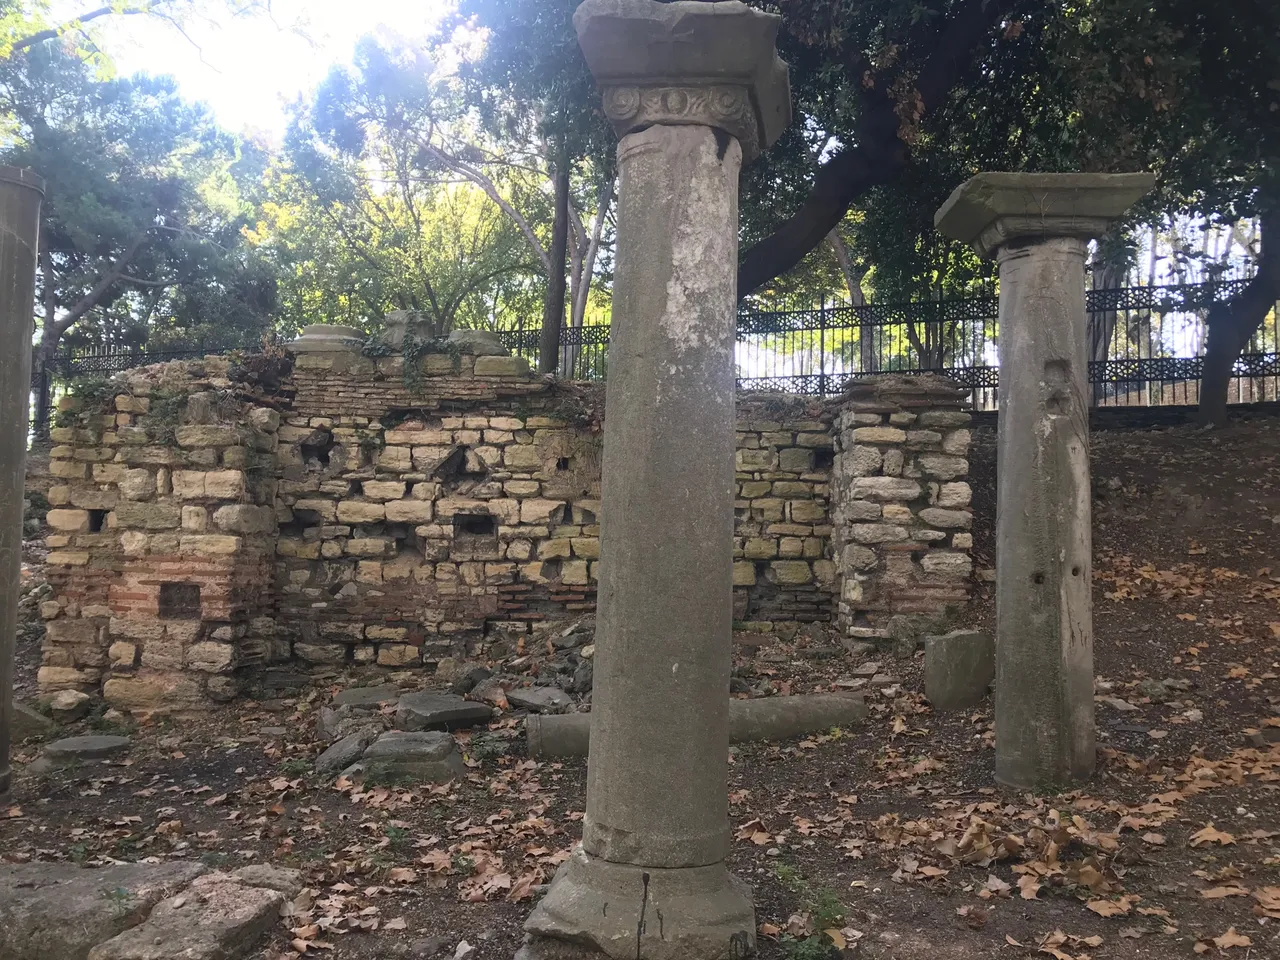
[
  {"left": 1071, "top": 566, "right": 1081, "bottom": 577},
  {"left": 1032, "top": 572, "right": 1045, "bottom": 585}
]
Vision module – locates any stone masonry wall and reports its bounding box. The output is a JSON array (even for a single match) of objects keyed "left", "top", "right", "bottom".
[
  {"left": 830, "top": 375, "right": 974, "bottom": 641},
  {"left": 40, "top": 358, "right": 282, "bottom": 712},
  {"left": 37, "top": 340, "right": 971, "bottom": 710}
]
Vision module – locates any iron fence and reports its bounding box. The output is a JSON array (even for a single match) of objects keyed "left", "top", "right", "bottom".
[
  {"left": 500, "top": 277, "right": 1278, "bottom": 410},
  {"left": 29, "top": 277, "right": 1279, "bottom": 437}
]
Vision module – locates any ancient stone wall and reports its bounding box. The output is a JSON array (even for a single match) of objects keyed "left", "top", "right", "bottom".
[
  {"left": 40, "top": 358, "right": 282, "bottom": 711},
  {"left": 830, "top": 376, "right": 973, "bottom": 641},
  {"left": 36, "top": 340, "right": 971, "bottom": 710}
]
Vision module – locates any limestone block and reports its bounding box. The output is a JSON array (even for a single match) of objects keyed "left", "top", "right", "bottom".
[
  {"left": 172, "top": 471, "right": 205, "bottom": 499},
  {"left": 850, "top": 523, "right": 909, "bottom": 544},
  {"left": 841, "top": 500, "right": 882, "bottom": 522},
  {"left": 942, "top": 429, "right": 971, "bottom": 455},
  {"left": 186, "top": 641, "right": 237, "bottom": 673},
  {"left": 473, "top": 355, "right": 530, "bottom": 377},
  {"left": 118, "top": 468, "right": 157, "bottom": 500},
  {"left": 181, "top": 506, "right": 208, "bottom": 532},
  {"left": 777, "top": 447, "right": 814, "bottom": 472},
  {"left": 852, "top": 426, "right": 906, "bottom": 444},
  {"left": 46, "top": 508, "right": 90, "bottom": 532},
  {"left": 249, "top": 407, "right": 281, "bottom": 432},
  {"left": 205, "top": 470, "right": 247, "bottom": 499},
  {"left": 361, "top": 480, "right": 407, "bottom": 501},
  {"left": 561, "top": 560, "right": 590, "bottom": 585},
  {"left": 924, "top": 630, "right": 994, "bottom": 711},
  {"left": 744, "top": 538, "right": 777, "bottom": 560},
  {"left": 839, "top": 446, "right": 881, "bottom": 477},
  {"left": 571, "top": 537, "right": 600, "bottom": 559},
  {"left": 771, "top": 480, "right": 812, "bottom": 498},
  {"left": 113, "top": 502, "right": 181, "bottom": 530},
  {"left": 347, "top": 537, "right": 393, "bottom": 557},
  {"left": 812, "top": 559, "right": 837, "bottom": 584},
  {"left": 922, "top": 551, "right": 973, "bottom": 578},
  {"left": 277, "top": 538, "right": 321, "bottom": 560},
  {"left": 38, "top": 665, "right": 100, "bottom": 690},
  {"left": 539, "top": 538, "right": 573, "bottom": 559},
  {"left": 435, "top": 497, "right": 486, "bottom": 518},
  {"left": 180, "top": 535, "right": 242, "bottom": 556},
  {"left": 175, "top": 424, "right": 239, "bottom": 447},
  {"left": 505, "top": 479, "right": 541, "bottom": 497},
  {"left": 108, "top": 642, "right": 137, "bottom": 666},
  {"left": 377, "top": 643, "right": 420, "bottom": 666},
  {"left": 377, "top": 446, "right": 413, "bottom": 471},
  {"left": 882, "top": 504, "right": 913, "bottom": 523},
  {"left": 294, "top": 642, "right": 345, "bottom": 664},
  {"left": 385, "top": 499, "right": 433, "bottom": 523},
  {"left": 751, "top": 498, "right": 785, "bottom": 521},
  {"left": 795, "top": 432, "right": 832, "bottom": 448},
  {"left": 952, "top": 533, "right": 973, "bottom": 549},
  {"left": 936, "top": 482, "right": 972, "bottom": 508},
  {"left": 918, "top": 507, "right": 972, "bottom": 529},
  {"left": 778, "top": 537, "right": 803, "bottom": 558},
  {"left": 732, "top": 561, "right": 756, "bottom": 586},
  {"left": 771, "top": 560, "right": 812, "bottom": 585},
  {"left": 905, "top": 430, "right": 943, "bottom": 449},
  {"left": 504, "top": 444, "right": 543, "bottom": 470},
  {"left": 213, "top": 504, "right": 275, "bottom": 535},
  {"left": 337, "top": 501, "right": 386, "bottom": 524},
  {"left": 120, "top": 532, "right": 149, "bottom": 556},
  {"left": 521, "top": 499, "right": 564, "bottom": 524},
  {"left": 50, "top": 459, "right": 87, "bottom": 479},
  {"left": 320, "top": 541, "right": 343, "bottom": 559},
  {"left": 46, "top": 550, "right": 91, "bottom": 566},
  {"left": 739, "top": 480, "right": 771, "bottom": 498},
  {"left": 917, "top": 454, "right": 968, "bottom": 479},
  {"left": 851, "top": 477, "right": 921, "bottom": 502},
  {"left": 103, "top": 673, "right": 205, "bottom": 713},
  {"left": 917, "top": 410, "right": 971, "bottom": 428},
  {"left": 735, "top": 448, "right": 776, "bottom": 470}
]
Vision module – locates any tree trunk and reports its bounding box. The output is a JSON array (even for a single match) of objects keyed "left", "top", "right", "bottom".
[
  {"left": 1087, "top": 234, "right": 1131, "bottom": 406},
  {"left": 539, "top": 165, "right": 571, "bottom": 375},
  {"left": 1197, "top": 211, "right": 1280, "bottom": 426}
]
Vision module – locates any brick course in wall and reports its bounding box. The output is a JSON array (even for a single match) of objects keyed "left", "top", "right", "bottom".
[{"left": 37, "top": 343, "right": 972, "bottom": 710}]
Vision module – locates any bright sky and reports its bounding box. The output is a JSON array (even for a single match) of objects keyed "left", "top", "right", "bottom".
[{"left": 77, "top": 0, "right": 453, "bottom": 138}]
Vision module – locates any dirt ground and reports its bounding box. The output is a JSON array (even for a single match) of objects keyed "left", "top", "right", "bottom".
[{"left": 4, "top": 413, "right": 1280, "bottom": 960}]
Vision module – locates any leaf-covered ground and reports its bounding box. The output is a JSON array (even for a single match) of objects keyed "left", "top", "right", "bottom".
[{"left": 4, "top": 415, "right": 1280, "bottom": 960}]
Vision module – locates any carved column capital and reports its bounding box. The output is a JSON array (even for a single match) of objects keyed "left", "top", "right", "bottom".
[{"left": 601, "top": 83, "right": 759, "bottom": 158}]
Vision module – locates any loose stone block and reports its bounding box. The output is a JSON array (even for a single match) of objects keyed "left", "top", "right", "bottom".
[
  {"left": 921, "top": 551, "right": 973, "bottom": 578},
  {"left": 924, "top": 630, "right": 994, "bottom": 711},
  {"left": 936, "top": 481, "right": 972, "bottom": 507},
  {"left": 118, "top": 468, "right": 157, "bottom": 500},
  {"left": 916, "top": 454, "right": 968, "bottom": 479},
  {"left": 918, "top": 507, "right": 972, "bottom": 529},
  {"left": 473, "top": 355, "right": 530, "bottom": 377},
  {"left": 359, "top": 730, "right": 465, "bottom": 782},
  {"left": 850, "top": 477, "right": 921, "bottom": 502},
  {"left": 45, "top": 508, "right": 90, "bottom": 532},
  {"left": 771, "top": 560, "right": 812, "bottom": 585},
  {"left": 376, "top": 643, "right": 419, "bottom": 666},
  {"left": 212, "top": 504, "right": 275, "bottom": 535},
  {"left": 113, "top": 502, "right": 181, "bottom": 530},
  {"left": 175, "top": 424, "right": 239, "bottom": 448},
  {"left": 361, "top": 480, "right": 406, "bottom": 501},
  {"left": 396, "top": 692, "right": 493, "bottom": 731},
  {"left": 850, "top": 523, "right": 908, "bottom": 544},
  {"left": 385, "top": 499, "right": 433, "bottom": 523},
  {"left": 852, "top": 426, "right": 906, "bottom": 444}
]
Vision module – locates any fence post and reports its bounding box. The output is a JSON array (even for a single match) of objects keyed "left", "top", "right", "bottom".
[{"left": 818, "top": 296, "right": 828, "bottom": 396}]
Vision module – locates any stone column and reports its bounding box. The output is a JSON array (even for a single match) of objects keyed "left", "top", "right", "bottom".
[
  {"left": 0, "top": 167, "right": 45, "bottom": 797},
  {"left": 521, "top": 3, "right": 789, "bottom": 958},
  {"left": 935, "top": 173, "right": 1151, "bottom": 790}
]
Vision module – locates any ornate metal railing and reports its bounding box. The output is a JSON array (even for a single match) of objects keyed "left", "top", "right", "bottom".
[{"left": 29, "top": 277, "right": 1278, "bottom": 436}]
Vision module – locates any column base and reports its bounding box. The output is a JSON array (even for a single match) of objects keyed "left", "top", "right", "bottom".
[{"left": 523, "top": 848, "right": 756, "bottom": 960}]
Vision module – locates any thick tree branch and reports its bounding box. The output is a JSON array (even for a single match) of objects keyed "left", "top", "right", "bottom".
[
  {"left": 11, "top": 4, "right": 160, "bottom": 54},
  {"left": 737, "top": 0, "right": 1015, "bottom": 297}
]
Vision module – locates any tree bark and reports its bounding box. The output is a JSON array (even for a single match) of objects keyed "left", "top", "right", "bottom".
[
  {"left": 539, "top": 164, "right": 571, "bottom": 375},
  {"left": 1086, "top": 234, "right": 1131, "bottom": 406},
  {"left": 1197, "top": 212, "right": 1280, "bottom": 426}
]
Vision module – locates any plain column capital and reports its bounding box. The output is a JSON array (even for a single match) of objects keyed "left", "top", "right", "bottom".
[{"left": 934, "top": 171, "right": 1154, "bottom": 259}]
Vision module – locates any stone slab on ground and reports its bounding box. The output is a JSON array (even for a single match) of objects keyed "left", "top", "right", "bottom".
[
  {"left": 0, "top": 861, "right": 206, "bottom": 960},
  {"left": 330, "top": 684, "right": 401, "bottom": 709},
  {"left": 87, "top": 872, "right": 285, "bottom": 960},
  {"left": 395, "top": 692, "right": 494, "bottom": 731},
  {"left": 315, "top": 725, "right": 381, "bottom": 776},
  {"left": 41, "top": 734, "right": 131, "bottom": 767},
  {"left": 506, "top": 686, "right": 571, "bottom": 714},
  {"left": 359, "top": 730, "right": 465, "bottom": 782},
  {"left": 231, "top": 864, "right": 303, "bottom": 897},
  {"left": 924, "top": 629, "right": 995, "bottom": 711}
]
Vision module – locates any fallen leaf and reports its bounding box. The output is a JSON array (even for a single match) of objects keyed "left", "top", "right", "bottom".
[
  {"left": 1141, "top": 832, "right": 1166, "bottom": 846},
  {"left": 1087, "top": 897, "right": 1136, "bottom": 918},
  {"left": 1190, "top": 824, "right": 1236, "bottom": 847},
  {"left": 824, "top": 929, "right": 846, "bottom": 949},
  {"left": 1200, "top": 885, "right": 1249, "bottom": 900},
  {"left": 1212, "top": 927, "right": 1252, "bottom": 950},
  {"left": 1018, "top": 874, "right": 1042, "bottom": 900}
]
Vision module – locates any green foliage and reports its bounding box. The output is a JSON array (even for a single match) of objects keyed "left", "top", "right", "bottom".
[
  {"left": 467, "top": 732, "right": 510, "bottom": 761},
  {"left": 360, "top": 330, "right": 463, "bottom": 391},
  {"left": 781, "top": 936, "right": 838, "bottom": 960},
  {"left": 0, "top": 38, "right": 274, "bottom": 357}
]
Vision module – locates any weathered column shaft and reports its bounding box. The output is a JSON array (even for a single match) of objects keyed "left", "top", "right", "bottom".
[
  {"left": 584, "top": 124, "right": 741, "bottom": 868},
  {"left": 0, "top": 167, "right": 45, "bottom": 797},
  {"left": 994, "top": 236, "right": 1094, "bottom": 789}
]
